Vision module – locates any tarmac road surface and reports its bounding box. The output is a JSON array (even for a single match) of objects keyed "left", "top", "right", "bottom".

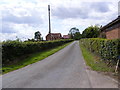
[{"left": 2, "top": 41, "right": 118, "bottom": 88}]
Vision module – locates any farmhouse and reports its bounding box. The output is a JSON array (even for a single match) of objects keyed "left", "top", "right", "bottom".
[
  {"left": 100, "top": 16, "right": 120, "bottom": 39},
  {"left": 46, "top": 33, "right": 62, "bottom": 41}
]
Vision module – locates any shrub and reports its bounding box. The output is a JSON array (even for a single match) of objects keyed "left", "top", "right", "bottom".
[
  {"left": 2, "top": 39, "right": 73, "bottom": 65},
  {"left": 80, "top": 38, "right": 119, "bottom": 63}
]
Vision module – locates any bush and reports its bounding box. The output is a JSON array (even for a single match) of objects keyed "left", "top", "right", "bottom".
[
  {"left": 2, "top": 39, "right": 73, "bottom": 65},
  {"left": 80, "top": 38, "right": 119, "bottom": 63}
]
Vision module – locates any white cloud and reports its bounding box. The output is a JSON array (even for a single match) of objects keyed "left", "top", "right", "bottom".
[{"left": 0, "top": 0, "right": 119, "bottom": 41}]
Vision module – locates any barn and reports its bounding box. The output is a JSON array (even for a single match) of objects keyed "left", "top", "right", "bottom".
[{"left": 46, "top": 33, "right": 62, "bottom": 41}]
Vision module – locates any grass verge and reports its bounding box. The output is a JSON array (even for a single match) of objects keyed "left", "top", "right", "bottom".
[
  {"left": 2, "top": 42, "right": 72, "bottom": 74},
  {"left": 80, "top": 42, "right": 115, "bottom": 72}
]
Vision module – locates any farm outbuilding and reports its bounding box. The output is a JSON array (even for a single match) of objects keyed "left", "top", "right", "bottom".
[{"left": 100, "top": 16, "right": 120, "bottom": 39}]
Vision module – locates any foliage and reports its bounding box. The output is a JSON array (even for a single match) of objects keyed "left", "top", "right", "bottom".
[
  {"left": 69, "top": 27, "right": 82, "bottom": 40},
  {"left": 82, "top": 25, "right": 100, "bottom": 38},
  {"left": 2, "top": 39, "right": 73, "bottom": 66},
  {"left": 34, "top": 31, "right": 42, "bottom": 41},
  {"left": 27, "top": 38, "right": 35, "bottom": 42},
  {"left": 69, "top": 27, "right": 79, "bottom": 34},
  {"left": 80, "top": 38, "right": 119, "bottom": 63},
  {"left": 73, "top": 32, "right": 82, "bottom": 40},
  {"left": 2, "top": 42, "right": 71, "bottom": 74},
  {"left": 80, "top": 43, "right": 114, "bottom": 72}
]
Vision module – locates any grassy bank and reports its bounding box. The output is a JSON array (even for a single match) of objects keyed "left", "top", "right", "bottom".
[
  {"left": 80, "top": 42, "right": 115, "bottom": 72},
  {"left": 2, "top": 42, "right": 72, "bottom": 74}
]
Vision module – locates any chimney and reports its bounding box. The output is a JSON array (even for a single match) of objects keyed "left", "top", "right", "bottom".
[{"left": 48, "top": 5, "right": 51, "bottom": 34}]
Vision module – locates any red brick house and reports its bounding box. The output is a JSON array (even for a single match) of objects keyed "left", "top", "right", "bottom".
[
  {"left": 100, "top": 16, "right": 120, "bottom": 39},
  {"left": 63, "top": 35, "right": 70, "bottom": 39},
  {"left": 46, "top": 33, "right": 62, "bottom": 41}
]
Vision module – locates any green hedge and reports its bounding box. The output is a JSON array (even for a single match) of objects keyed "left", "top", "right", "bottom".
[
  {"left": 2, "top": 39, "right": 73, "bottom": 65},
  {"left": 80, "top": 38, "right": 120, "bottom": 62}
]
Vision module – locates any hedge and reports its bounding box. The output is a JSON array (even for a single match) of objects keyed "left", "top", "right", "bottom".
[
  {"left": 80, "top": 38, "right": 120, "bottom": 62},
  {"left": 2, "top": 39, "right": 73, "bottom": 65}
]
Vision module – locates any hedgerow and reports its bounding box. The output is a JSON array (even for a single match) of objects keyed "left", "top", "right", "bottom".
[
  {"left": 80, "top": 38, "right": 120, "bottom": 63},
  {"left": 2, "top": 39, "right": 73, "bottom": 65}
]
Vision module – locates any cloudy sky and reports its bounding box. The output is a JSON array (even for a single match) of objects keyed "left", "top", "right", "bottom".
[{"left": 0, "top": 0, "right": 119, "bottom": 41}]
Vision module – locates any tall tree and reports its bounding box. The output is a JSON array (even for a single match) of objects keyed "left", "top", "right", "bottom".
[
  {"left": 69, "top": 27, "right": 79, "bottom": 35},
  {"left": 74, "top": 32, "right": 82, "bottom": 40},
  {"left": 82, "top": 25, "right": 100, "bottom": 38},
  {"left": 34, "top": 31, "right": 42, "bottom": 41},
  {"left": 69, "top": 27, "right": 81, "bottom": 40}
]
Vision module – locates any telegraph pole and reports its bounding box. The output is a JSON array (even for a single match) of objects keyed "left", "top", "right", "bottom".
[{"left": 48, "top": 5, "right": 51, "bottom": 34}]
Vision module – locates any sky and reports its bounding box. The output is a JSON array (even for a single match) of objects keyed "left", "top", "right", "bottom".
[{"left": 0, "top": 0, "right": 119, "bottom": 41}]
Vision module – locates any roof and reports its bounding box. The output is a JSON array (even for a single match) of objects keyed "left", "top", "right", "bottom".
[
  {"left": 101, "top": 16, "right": 120, "bottom": 32},
  {"left": 46, "top": 33, "right": 62, "bottom": 37},
  {"left": 50, "top": 33, "right": 61, "bottom": 35}
]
